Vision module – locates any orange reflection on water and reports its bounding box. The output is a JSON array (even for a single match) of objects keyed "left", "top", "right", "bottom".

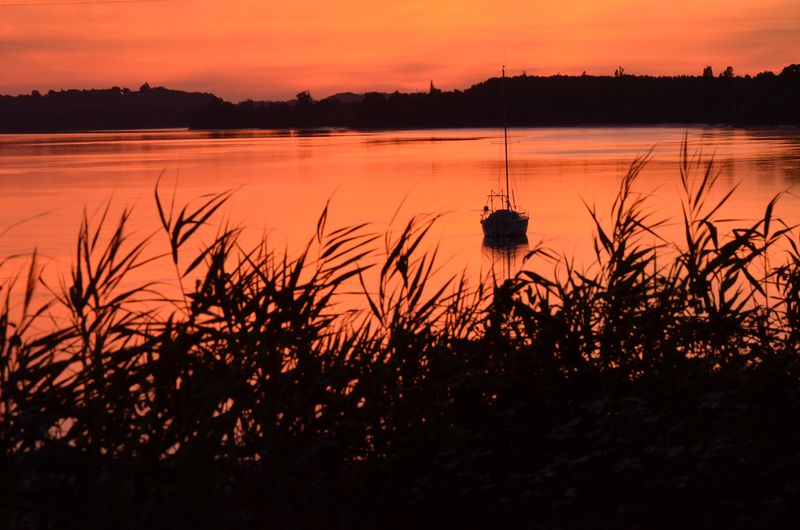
[{"left": 1, "top": 126, "right": 799, "bottom": 314}]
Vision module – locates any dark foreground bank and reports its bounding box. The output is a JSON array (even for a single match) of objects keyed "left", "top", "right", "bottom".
[{"left": 2, "top": 147, "right": 800, "bottom": 529}]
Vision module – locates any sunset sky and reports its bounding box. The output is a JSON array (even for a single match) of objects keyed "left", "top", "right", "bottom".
[{"left": 1, "top": 0, "right": 798, "bottom": 101}]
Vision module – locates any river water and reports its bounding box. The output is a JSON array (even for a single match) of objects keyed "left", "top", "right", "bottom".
[{"left": 1, "top": 127, "right": 799, "bottom": 295}]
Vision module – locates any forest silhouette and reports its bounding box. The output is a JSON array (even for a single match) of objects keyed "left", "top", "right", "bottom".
[
  {"left": 0, "top": 84, "right": 218, "bottom": 133},
  {"left": 1, "top": 65, "right": 799, "bottom": 132}
]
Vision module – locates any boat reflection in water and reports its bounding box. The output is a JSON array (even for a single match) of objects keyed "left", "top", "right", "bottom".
[{"left": 482, "top": 234, "right": 529, "bottom": 282}]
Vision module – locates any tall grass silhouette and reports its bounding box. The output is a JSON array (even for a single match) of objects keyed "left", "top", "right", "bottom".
[{"left": 2, "top": 142, "right": 800, "bottom": 529}]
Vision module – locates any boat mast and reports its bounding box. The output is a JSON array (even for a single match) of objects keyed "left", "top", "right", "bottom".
[{"left": 501, "top": 66, "right": 511, "bottom": 209}]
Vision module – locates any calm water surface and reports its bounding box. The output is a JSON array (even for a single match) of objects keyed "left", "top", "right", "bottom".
[{"left": 1, "top": 127, "right": 799, "bottom": 293}]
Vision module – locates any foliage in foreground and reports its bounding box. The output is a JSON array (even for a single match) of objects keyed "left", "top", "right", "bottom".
[{"left": 1, "top": 147, "right": 800, "bottom": 529}]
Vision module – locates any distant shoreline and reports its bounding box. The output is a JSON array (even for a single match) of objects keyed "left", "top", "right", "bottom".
[
  {"left": 2, "top": 67, "right": 799, "bottom": 133},
  {"left": 2, "top": 123, "right": 799, "bottom": 136}
]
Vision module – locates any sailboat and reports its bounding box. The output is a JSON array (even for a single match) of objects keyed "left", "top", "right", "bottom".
[{"left": 480, "top": 67, "right": 529, "bottom": 238}]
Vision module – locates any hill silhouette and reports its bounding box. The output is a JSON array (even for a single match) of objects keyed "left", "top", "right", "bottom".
[{"left": 2, "top": 65, "right": 799, "bottom": 132}]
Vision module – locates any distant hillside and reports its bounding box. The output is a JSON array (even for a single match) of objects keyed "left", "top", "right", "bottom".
[
  {"left": 0, "top": 83, "right": 220, "bottom": 132},
  {"left": 321, "top": 92, "right": 367, "bottom": 104}
]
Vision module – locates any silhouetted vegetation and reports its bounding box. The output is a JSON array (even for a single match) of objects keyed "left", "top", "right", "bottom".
[
  {"left": 190, "top": 66, "right": 800, "bottom": 129},
  {"left": 2, "top": 145, "right": 800, "bottom": 529},
  {"left": 3, "top": 66, "right": 799, "bottom": 133},
  {"left": 0, "top": 84, "right": 219, "bottom": 132}
]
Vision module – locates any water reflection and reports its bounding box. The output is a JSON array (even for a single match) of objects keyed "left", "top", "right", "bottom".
[
  {"left": 482, "top": 235, "right": 529, "bottom": 281},
  {"left": 1, "top": 126, "right": 799, "bottom": 294}
]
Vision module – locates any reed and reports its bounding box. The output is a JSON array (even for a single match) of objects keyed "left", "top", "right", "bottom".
[{"left": 2, "top": 142, "right": 800, "bottom": 529}]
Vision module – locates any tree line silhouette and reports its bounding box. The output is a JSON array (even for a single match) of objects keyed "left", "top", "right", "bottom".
[
  {"left": 191, "top": 65, "right": 800, "bottom": 129},
  {"left": 1, "top": 65, "right": 799, "bottom": 132},
  {"left": 0, "top": 83, "right": 219, "bottom": 133}
]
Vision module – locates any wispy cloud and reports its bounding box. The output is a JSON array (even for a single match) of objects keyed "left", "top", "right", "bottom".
[{"left": 1, "top": 0, "right": 798, "bottom": 99}]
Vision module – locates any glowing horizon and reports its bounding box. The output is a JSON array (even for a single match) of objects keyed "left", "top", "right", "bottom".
[{"left": 1, "top": 0, "right": 798, "bottom": 101}]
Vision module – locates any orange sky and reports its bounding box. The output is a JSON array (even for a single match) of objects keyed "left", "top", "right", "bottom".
[{"left": 1, "top": 0, "right": 798, "bottom": 101}]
